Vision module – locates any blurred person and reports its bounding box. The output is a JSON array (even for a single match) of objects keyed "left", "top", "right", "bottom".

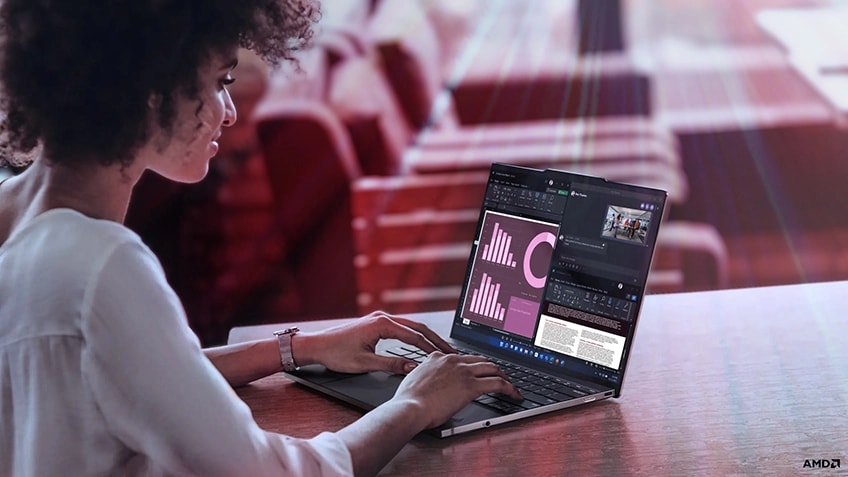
[{"left": 0, "top": 1, "right": 521, "bottom": 476}]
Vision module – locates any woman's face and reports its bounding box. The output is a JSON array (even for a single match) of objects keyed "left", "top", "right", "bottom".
[{"left": 147, "top": 50, "right": 238, "bottom": 183}]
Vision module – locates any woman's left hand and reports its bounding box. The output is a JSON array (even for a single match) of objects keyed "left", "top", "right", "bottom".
[{"left": 291, "top": 311, "right": 457, "bottom": 375}]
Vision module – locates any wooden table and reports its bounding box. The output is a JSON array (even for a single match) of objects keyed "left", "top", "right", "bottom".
[{"left": 229, "top": 281, "right": 848, "bottom": 475}]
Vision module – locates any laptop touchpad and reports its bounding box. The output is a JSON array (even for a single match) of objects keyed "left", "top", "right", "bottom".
[{"left": 323, "top": 371, "right": 404, "bottom": 408}]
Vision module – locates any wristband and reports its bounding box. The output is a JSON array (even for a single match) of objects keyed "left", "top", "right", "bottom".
[{"left": 273, "top": 327, "right": 300, "bottom": 372}]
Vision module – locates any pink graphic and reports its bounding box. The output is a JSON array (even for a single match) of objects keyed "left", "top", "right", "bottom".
[
  {"left": 504, "top": 296, "right": 541, "bottom": 337},
  {"left": 523, "top": 231, "right": 556, "bottom": 288},
  {"left": 462, "top": 211, "right": 558, "bottom": 338},
  {"left": 469, "top": 272, "right": 506, "bottom": 321},
  {"left": 481, "top": 222, "right": 517, "bottom": 268}
]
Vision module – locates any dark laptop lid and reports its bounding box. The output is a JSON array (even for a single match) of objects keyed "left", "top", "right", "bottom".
[{"left": 450, "top": 163, "right": 667, "bottom": 396}]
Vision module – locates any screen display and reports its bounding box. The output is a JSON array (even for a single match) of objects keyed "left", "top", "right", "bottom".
[{"left": 452, "top": 164, "right": 666, "bottom": 391}]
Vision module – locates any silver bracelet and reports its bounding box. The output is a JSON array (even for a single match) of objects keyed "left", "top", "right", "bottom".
[{"left": 272, "top": 327, "right": 300, "bottom": 372}]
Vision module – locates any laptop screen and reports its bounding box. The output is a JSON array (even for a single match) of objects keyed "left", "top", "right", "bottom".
[{"left": 451, "top": 163, "right": 667, "bottom": 394}]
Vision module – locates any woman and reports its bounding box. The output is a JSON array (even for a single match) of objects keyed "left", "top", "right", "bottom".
[{"left": 0, "top": 1, "right": 520, "bottom": 476}]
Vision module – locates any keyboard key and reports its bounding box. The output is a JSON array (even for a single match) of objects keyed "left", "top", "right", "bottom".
[
  {"left": 520, "top": 384, "right": 545, "bottom": 393},
  {"left": 521, "top": 392, "right": 560, "bottom": 406},
  {"left": 475, "top": 395, "right": 498, "bottom": 405},
  {"left": 518, "top": 399, "right": 542, "bottom": 410},
  {"left": 547, "top": 383, "right": 585, "bottom": 397},
  {"left": 535, "top": 389, "right": 573, "bottom": 402}
]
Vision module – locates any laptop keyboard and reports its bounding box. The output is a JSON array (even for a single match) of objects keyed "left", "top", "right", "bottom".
[{"left": 382, "top": 345, "right": 595, "bottom": 415}]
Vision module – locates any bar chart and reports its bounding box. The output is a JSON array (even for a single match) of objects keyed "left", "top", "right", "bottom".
[
  {"left": 481, "top": 222, "right": 517, "bottom": 268},
  {"left": 462, "top": 211, "right": 559, "bottom": 335},
  {"left": 468, "top": 272, "right": 506, "bottom": 321}
]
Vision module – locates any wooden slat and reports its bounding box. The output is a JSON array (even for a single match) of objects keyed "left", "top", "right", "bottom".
[
  {"left": 352, "top": 171, "right": 489, "bottom": 217},
  {"left": 355, "top": 246, "right": 471, "bottom": 291},
  {"left": 416, "top": 116, "right": 678, "bottom": 151},
  {"left": 354, "top": 213, "right": 478, "bottom": 254},
  {"left": 404, "top": 135, "right": 680, "bottom": 171}
]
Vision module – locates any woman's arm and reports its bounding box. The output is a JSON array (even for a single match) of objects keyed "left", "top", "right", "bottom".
[
  {"left": 204, "top": 315, "right": 521, "bottom": 475},
  {"left": 203, "top": 338, "right": 281, "bottom": 388},
  {"left": 202, "top": 333, "right": 329, "bottom": 387},
  {"left": 204, "top": 312, "right": 459, "bottom": 387},
  {"left": 86, "top": 240, "right": 355, "bottom": 475}
]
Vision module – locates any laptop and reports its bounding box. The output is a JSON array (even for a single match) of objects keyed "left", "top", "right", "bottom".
[{"left": 286, "top": 162, "right": 667, "bottom": 437}]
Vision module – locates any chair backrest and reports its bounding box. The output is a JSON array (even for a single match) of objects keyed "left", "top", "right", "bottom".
[
  {"left": 351, "top": 172, "right": 485, "bottom": 314},
  {"left": 254, "top": 99, "right": 364, "bottom": 318},
  {"left": 415, "top": 115, "right": 679, "bottom": 152},
  {"left": 256, "top": 99, "right": 361, "bottom": 248}
]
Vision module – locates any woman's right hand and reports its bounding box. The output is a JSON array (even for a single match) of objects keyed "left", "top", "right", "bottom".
[
  {"left": 337, "top": 351, "right": 523, "bottom": 475},
  {"left": 391, "top": 351, "right": 523, "bottom": 430}
]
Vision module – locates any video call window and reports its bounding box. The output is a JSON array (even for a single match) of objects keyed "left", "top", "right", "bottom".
[{"left": 601, "top": 206, "right": 653, "bottom": 246}]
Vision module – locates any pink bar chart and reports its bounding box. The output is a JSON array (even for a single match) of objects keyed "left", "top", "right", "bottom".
[
  {"left": 468, "top": 272, "right": 506, "bottom": 321},
  {"left": 481, "top": 222, "right": 517, "bottom": 268}
]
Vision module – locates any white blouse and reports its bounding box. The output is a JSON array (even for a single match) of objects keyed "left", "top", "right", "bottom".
[{"left": 0, "top": 209, "right": 353, "bottom": 476}]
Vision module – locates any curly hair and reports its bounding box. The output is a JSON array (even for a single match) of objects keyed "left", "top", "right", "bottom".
[{"left": 0, "top": 0, "right": 320, "bottom": 168}]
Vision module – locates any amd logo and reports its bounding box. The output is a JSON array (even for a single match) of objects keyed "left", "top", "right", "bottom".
[{"left": 803, "top": 459, "right": 841, "bottom": 469}]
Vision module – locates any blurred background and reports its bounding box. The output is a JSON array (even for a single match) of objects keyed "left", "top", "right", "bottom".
[{"left": 6, "top": 0, "right": 844, "bottom": 345}]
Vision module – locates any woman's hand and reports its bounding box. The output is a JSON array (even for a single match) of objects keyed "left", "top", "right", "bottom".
[
  {"left": 335, "top": 351, "right": 522, "bottom": 477},
  {"left": 392, "top": 352, "right": 523, "bottom": 429},
  {"left": 291, "top": 311, "right": 457, "bottom": 375}
]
